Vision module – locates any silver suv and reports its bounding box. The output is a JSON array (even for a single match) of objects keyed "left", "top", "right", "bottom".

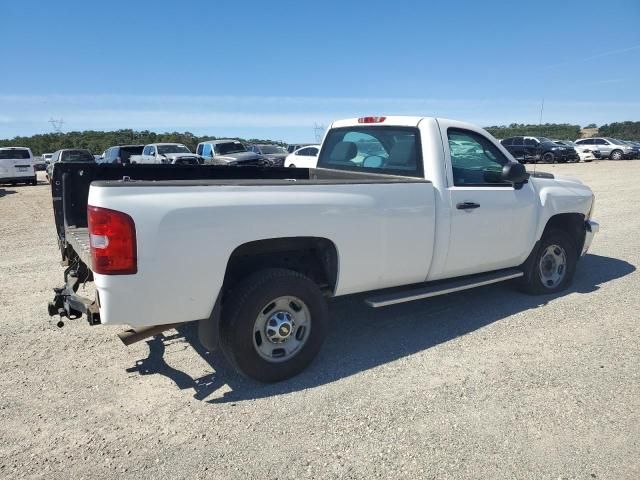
[{"left": 574, "top": 137, "right": 635, "bottom": 160}]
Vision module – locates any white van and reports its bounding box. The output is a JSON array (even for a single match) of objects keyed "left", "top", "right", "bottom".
[{"left": 0, "top": 147, "right": 37, "bottom": 185}]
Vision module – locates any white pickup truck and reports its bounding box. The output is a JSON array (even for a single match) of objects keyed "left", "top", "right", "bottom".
[
  {"left": 49, "top": 116, "right": 598, "bottom": 382},
  {"left": 129, "top": 143, "right": 202, "bottom": 165}
]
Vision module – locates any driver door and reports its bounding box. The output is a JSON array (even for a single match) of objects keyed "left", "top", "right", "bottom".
[{"left": 441, "top": 127, "right": 538, "bottom": 278}]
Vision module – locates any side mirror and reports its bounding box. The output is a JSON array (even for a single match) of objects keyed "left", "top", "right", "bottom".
[{"left": 502, "top": 162, "right": 529, "bottom": 188}]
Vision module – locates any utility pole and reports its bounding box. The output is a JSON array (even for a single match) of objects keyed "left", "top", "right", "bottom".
[
  {"left": 313, "top": 123, "right": 326, "bottom": 143},
  {"left": 49, "top": 118, "right": 64, "bottom": 133},
  {"left": 538, "top": 98, "right": 544, "bottom": 125}
]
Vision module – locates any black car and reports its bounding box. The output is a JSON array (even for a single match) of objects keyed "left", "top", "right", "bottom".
[
  {"left": 500, "top": 136, "right": 578, "bottom": 164},
  {"left": 98, "top": 145, "right": 145, "bottom": 164}
]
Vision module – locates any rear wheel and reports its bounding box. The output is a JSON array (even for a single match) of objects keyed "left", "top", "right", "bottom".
[
  {"left": 220, "top": 268, "right": 328, "bottom": 382},
  {"left": 610, "top": 150, "right": 623, "bottom": 160},
  {"left": 519, "top": 229, "right": 577, "bottom": 295}
]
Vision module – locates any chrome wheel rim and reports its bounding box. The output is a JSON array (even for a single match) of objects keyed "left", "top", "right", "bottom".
[
  {"left": 253, "top": 296, "right": 311, "bottom": 362},
  {"left": 538, "top": 244, "right": 567, "bottom": 289}
]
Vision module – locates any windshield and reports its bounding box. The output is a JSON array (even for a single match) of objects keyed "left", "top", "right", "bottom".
[
  {"left": 259, "top": 145, "right": 287, "bottom": 154},
  {"left": 214, "top": 142, "right": 247, "bottom": 155},
  {"left": 0, "top": 148, "right": 30, "bottom": 159},
  {"left": 157, "top": 144, "right": 191, "bottom": 155},
  {"left": 60, "top": 150, "right": 94, "bottom": 162},
  {"left": 607, "top": 138, "right": 625, "bottom": 145},
  {"left": 538, "top": 137, "right": 555, "bottom": 144}
]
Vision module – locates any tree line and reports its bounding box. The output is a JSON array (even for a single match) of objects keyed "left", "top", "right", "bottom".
[
  {"left": 484, "top": 123, "right": 581, "bottom": 140},
  {"left": 598, "top": 121, "right": 640, "bottom": 140},
  {"left": 0, "top": 129, "right": 282, "bottom": 156},
  {"left": 3, "top": 122, "right": 640, "bottom": 156}
]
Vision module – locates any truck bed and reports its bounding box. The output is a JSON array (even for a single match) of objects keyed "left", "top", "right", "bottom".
[{"left": 52, "top": 162, "right": 427, "bottom": 267}]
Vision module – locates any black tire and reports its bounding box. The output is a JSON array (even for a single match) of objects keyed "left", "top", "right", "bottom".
[
  {"left": 288, "top": 164, "right": 296, "bottom": 168},
  {"left": 542, "top": 152, "right": 555, "bottom": 163},
  {"left": 30, "top": 177, "right": 37, "bottom": 186},
  {"left": 519, "top": 229, "right": 577, "bottom": 295},
  {"left": 219, "top": 268, "right": 329, "bottom": 382},
  {"left": 610, "top": 150, "right": 623, "bottom": 160}
]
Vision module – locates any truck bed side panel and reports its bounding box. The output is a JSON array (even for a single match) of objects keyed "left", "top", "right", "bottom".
[{"left": 89, "top": 182, "right": 436, "bottom": 327}]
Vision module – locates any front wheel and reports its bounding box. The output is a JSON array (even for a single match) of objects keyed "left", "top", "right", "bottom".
[
  {"left": 288, "top": 164, "right": 296, "bottom": 168},
  {"left": 610, "top": 150, "right": 623, "bottom": 160},
  {"left": 519, "top": 229, "right": 577, "bottom": 295},
  {"left": 220, "top": 268, "right": 328, "bottom": 382},
  {"left": 542, "top": 152, "right": 555, "bottom": 163}
]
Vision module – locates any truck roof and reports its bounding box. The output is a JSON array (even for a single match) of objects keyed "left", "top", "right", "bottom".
[{"left": 330, "top": 116, "right": 483, "bottom": 132}]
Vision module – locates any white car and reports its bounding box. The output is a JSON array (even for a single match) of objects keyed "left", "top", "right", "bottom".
[
  {"left": 49, "top": 115, "right": 598, "bottom": 382},
  {"left": 284, "top": 144, "right": 321, "bottom": 168},
  {"left": 0, "top": 147, "right": 37, "bottom": 185}
]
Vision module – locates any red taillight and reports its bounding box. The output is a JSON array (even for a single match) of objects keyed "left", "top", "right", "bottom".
[
  {"left": 88, "top": 205, "right": 137, "bottom": 275},
  {"left": 358, "top": 116, "right": 386, "bottom": 124}
]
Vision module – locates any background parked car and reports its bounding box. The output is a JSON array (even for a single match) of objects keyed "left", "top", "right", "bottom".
[
  {"left": 46, "top": 149, "right": 95, "bottom": 183},
  {"left": 38, "top": 153, "right": 53, "bottom": 170},
  {"left": 0, "top": 147, "right": 37, "bottom": 185},
  {"left": 247, "top": 144, "right": 288, "bottom": 166},
  {"left": 196, "top": 139, "right": 266, "bottom": 166},
  {"left": 98, "top": 145, "right": 145, "bottom": 164},
  {"left": 129, "top": 143, "right": 202, "bottom": 164},
  {"left": 286, "top": 143, "right": 313, "bottom": 154},
  {"left": 574, "top": 137, "right": 635, "bottom": 160},
  {"left": 284, "top": 144, "right": 321, "bottom": 168},
  {"left": 552, "top": 140, "right": 597, "bottom": 162},
  {"left": 500, "top": 136, "right": 578, "bottom": 163},
  {"left": 620, "top": 140, "right": 640, "bottom": 158}
]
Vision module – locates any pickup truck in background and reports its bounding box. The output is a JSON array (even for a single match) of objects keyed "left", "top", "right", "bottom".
[
  {"left": 129, "top": 143, "right": 202, "bottom": 165},
  {"left": 196, "top": 139, "right": 269, "bottom": 166},
  {"left": 48, "top": 116, "right": 598, "bottom": 382}
]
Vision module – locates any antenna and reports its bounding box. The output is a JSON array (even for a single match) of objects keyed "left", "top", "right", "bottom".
[
  {"left": 49, "top": 117, "right": 64, "bottom": 133},
  {"left": 538, "top": 98, "right": 544, "bottom": 125},
  {"left": 313, "top": 122, "right": 326, "bottom": 143}
]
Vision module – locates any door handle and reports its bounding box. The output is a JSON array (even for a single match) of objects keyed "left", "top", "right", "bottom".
[{"left": 456, "top": 201, "right": 480, "bottom": 210}]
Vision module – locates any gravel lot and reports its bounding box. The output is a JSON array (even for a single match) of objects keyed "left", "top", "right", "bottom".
[{"left": 0, "top": 163, "right": 638, "bottom": 479}]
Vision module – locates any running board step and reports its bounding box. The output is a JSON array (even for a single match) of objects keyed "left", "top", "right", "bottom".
[{"left": 365, "top": 268, "right": 524, "bottom": 308}]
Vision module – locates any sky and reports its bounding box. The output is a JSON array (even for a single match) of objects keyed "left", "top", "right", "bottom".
[{"left": 1, "top": 0, "right": 639, "bottom": 142}]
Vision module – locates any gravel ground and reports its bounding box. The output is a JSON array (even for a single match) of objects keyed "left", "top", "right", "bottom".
[{"left": 0, "top": 163, "right": 638, "bottom": 479}]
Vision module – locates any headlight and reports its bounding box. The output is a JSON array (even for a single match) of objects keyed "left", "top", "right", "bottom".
[
  {"left": 551, "top": 147, "right": 561, "bottom": 151},
  {"left": 587, "top": 195, "right": 595, "bottom": 220}
]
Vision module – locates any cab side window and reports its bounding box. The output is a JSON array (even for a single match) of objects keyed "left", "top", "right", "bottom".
[{"left": 448, "top": 128, "right": 511, "bottom": 187}]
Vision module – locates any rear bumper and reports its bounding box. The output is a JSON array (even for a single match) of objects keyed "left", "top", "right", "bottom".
[
  {"left": 582, "top": 220, "right": 599, "bottom": 256},
  {"left": 0, "top": 175, "right": 36, "bottom": 183}
]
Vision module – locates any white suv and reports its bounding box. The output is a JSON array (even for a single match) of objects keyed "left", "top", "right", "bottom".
[
  {"left": 0, "top": 147, "right": 37, "bottom": 186},
  {"left": 574, "top": 137, "right": 635, "bottom": 160}
]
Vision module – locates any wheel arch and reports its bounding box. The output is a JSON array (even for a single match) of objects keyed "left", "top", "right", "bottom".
[
  {"left": 199, "top": 236, "right": 339, "bottom": 352},
  {"left": 539, "top": 213, "right": 586, "bottom": 257}
]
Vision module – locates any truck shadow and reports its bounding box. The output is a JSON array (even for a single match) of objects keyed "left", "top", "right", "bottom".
[
  {"left": 126, "top": 253, "right": 635, "bottom": 403},
  {"left": 0, "top": 188, "right": 17, "bottom": 197}
]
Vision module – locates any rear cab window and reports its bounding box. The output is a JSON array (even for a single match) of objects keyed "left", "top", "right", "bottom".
[
  {"left": 0, "top": 148, "right": 32, "bottom": 160},
  {"left": 317, "top": 126, "right": 423, "bottom": 177}
]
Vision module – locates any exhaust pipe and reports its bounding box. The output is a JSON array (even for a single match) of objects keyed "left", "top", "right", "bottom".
[{"left": 117, "top": 323, "right": 183, "bottom": 346}]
